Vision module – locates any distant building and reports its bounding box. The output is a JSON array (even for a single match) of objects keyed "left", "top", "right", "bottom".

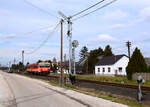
[
  {"left": 95, "top": 54, "right": 129, "bottom": 76},
  {"left": 53, "top": 57, "right": 57, "bottom": 65}
]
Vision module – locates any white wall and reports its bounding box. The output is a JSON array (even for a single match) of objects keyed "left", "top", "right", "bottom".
[
  {"left": 95, "top": 56, "right": 129, "bottom": 76},
  {"left": 95, "top": 65, "right": 115, "bottom": 76},
  {"left": 114, "top": 56, "right": 129, "bottom": 76}
]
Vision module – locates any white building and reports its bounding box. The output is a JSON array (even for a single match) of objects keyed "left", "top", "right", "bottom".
[{"left": 95, "top": 54, "right": 129, "bottom": 76}]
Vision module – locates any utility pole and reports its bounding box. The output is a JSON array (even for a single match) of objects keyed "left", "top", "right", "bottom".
[
  {"left": 22, "top": 50, "right": 24, "bottom": 65},
  {"left": 64, "top": 54, "right": 67, "bottom": 73},
  {"left": 126, "top": 41, "right": 131, "bottom": 60},
  {"left": 72, "top": 40, "right": 79, "bottom": 75},
  {"left": 60, "top": 19, "right": 64, "bottom": 86},
  {"left": 14, "top": 58, "right": 16, "bottom": 65},
  {"left": 85, "top": 52, "right": 88, "bottom": 74},
  {"left": 58, "top": 11, "right": 73, "bottom": 75},
  {"left": 58, "top": 0, "right": 117, "bottom": 74},
  {"left": 72, "top": 48, "right": 75, "bottom": 74},
  {"left": 22, "top": 50, "right": 24, "bottom": 72},
  {"left": 67, "top": 17, "right": 73, "bottom": 74}
]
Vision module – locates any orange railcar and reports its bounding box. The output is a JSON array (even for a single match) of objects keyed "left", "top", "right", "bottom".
[{"left": 26, "top": 62, "right": 50, "bottom": 75}]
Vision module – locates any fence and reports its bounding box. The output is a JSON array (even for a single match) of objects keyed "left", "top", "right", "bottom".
[{"left": 132, "top": 73, "right": 150, "bottom": 80}]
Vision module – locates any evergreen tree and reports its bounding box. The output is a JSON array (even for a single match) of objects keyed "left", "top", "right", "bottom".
[
  {"left": 126, "top": 47, "right": 148, "bottom": 80},
  {"left": 18, "top": 62, "right": 25, "bottom": 71},
  {"left": 79, "top": 46, "right": 88, "bottom": 60},
  {"left": 37, "top": 60, "right": 42, "bottom": 64},
  {"left": 83, "top": 47, "right": 103, "bottom": 74},
  {"left": 45, "top": 60, "right": 52, "bottom": 63},
  {"left": 103, "top": 45, "right": 114, "bottom": 56},
  {"left": 26, "top": 62, "right": 30, "bottom": 65}
]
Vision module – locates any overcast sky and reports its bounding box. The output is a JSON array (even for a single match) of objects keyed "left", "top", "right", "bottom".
[{"left": 0, "top": 0, "right": 150, "bottom": 66}]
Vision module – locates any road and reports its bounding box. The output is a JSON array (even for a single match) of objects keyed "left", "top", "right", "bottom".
[{"left": 0, "top": 71, "right": 128, "bottom": 107}]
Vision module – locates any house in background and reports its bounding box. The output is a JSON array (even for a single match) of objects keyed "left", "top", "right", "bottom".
[
  {"left": 95, "top": 54, "right": 129, "bottom": 76},
  {"left": 145, "top": 58, "right": 150, "bottom": 67}
]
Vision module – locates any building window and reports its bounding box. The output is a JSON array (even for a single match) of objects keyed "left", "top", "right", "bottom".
[
  {"left": 103, "top": 68, "right": 105, "bottom": 72},
  {"left": 98, "top": 68, "right": 100, "bottom": 72},
  {"left": 108, "top": 67, "right": 111, "bottom": 72},
  {"left": 119, "top": 67, "right": 122, "bottom": 72}
]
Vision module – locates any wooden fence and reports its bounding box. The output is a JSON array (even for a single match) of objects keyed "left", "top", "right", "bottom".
[{"left": 132, "top": 73, "right": 150, "bottom": 80}]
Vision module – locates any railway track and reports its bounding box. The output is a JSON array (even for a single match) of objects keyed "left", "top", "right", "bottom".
[{"left": 19, "top": 73, "right": 150, "bottom": 92}]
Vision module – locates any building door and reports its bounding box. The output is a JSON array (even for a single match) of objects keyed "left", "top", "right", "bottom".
[{"left": 115, "top": 70, "right": 118, "bottom": 76}]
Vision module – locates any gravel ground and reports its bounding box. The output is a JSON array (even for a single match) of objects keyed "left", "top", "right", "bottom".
[{"left": 75, "top": 81, "right": 150, "bottom": 107}]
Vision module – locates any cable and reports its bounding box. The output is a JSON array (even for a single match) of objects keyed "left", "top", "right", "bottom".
[
  {"left": 71, "top": 0, "right": 105, "bottom": 18},
  {"left": 73, "top": 0, "right": 117, "bottom": 21},
  {"left": 25, "top": 22, "right": 60, "bottom": 54},
  {"left": 0, "top": 25, "right": 55, "bottom": 40},
  {"left": 24, "top": 0, "right": 59, "bottom": 19}
]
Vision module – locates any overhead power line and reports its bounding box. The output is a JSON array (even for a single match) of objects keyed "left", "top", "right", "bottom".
[
  {"left": 0, "top": 26, "right": 54, "bottom": 40},
  {"left": 71, "top": 0, "right": 105, "bottom": 18},
  {"left": 24, "top": 0, "right": 59, "bottom": 19},
  {"left": 25, "top": 22, "right": 60, "bottom": 54},
  {"left": 17, "top": 26, "right": 56, "bottom": 37},
  {"left": 73, "top": 0, "right": 117, "bottom": 21}
]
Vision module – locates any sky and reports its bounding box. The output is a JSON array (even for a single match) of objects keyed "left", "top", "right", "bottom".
[{"left": 0, "top": 0, "right": 150, "bottom": 66}]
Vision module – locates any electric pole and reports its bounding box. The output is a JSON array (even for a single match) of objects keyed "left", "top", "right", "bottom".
[
  {"left": 22, "top": 50, "right": 24, "bottom": 65},
  {"left": 72, "top": 48, "right": 75, "bottom": 75},
  {"left": 58, "top": 12, "right": 73, "bottom": 75},
  {"left": 64, "top": 54, "right": 67, "bottom": 73},
  {"left": 60, "top": 19, "right": 64, "bottom": 86},
  {"left": 58, "top": 0, "right": 116, "bottom": 75},
  {"left": 67, "top": 17, "right": 73, "bottom": 74},
  {"left": 72, "top": 40, "right": 79, "bottom": 75},
  {"left": 126, "top": 41, "right": 131, "bottom": 60},
  {"left": 14, "top": 58, "right": 16, "bottom": 65}
]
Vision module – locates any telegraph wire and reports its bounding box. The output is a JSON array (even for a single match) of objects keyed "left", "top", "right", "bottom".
[
  {"left": 73, "top": 0, "right": 117, "bottom": 21},
  {"left": 24, "top": 0, "right": 59, "bottom": 19},
  {"left": 71, "top": 0, "right": 105, "bottom": 18},
  {"left": 25, "top": 22, "right": 60, "bottom": 54},
  {"left": 0, "top": 25, "right": 55, "bottom": 40},
  {"left": 19, "top": 26, "right": 56, "bottom": 36}
]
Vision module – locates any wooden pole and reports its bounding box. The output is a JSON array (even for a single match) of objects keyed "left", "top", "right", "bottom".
[{"left": 60, "top": 19, "right": 64, "bottom": 86}]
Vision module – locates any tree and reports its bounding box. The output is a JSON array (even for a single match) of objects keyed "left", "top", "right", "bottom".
[
  {"left": 37, "top": 60, "right": 42, "bottom": 64},
  {"left": 83, "top": 47, "right": 103, "bottom": 74},
  {"left": 45, "top": 60, "right": 52, "bottom": 63},
  {"left": 79, "top": 46, "right": 88, "bottom": 60},
  {"left": 51, "top": 64, "right": 58, "bottom": 73},
  {"left": 18, "top": 62, "right": 25, "bottom": 71},
  {"left": 11, "top": 64, "right": 17, "bottom": 70},
  {"left": 126, "top": 47, "right": 148, "bottom": 80},
  {"left": 103, "top": 45, "right": 114, "bottom": 56},
  {"left": 26, "top": 62, "right": 30, "bottom": 65}
]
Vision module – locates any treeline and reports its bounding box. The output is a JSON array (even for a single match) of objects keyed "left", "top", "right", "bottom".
[
  {"left": 79, "top": 45, "right": 150, "bottom": 79},
  {"left": 79, "top": 45, "right": 114, "bottom": 74}
]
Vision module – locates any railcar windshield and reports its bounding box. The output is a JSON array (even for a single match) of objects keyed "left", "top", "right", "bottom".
[{"left": 39, "top": 64, "right": 50, "bottom": 68}]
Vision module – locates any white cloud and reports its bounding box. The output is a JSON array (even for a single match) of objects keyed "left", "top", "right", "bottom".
[
  {"left": 103, "top": 10, "right": 128, "bottom": 20},
  {"left": 97, "top": 34, "right": 117, "bottom": 42},
  {"left": 140, "top": 7, "right": 150, "bottom": 21},
  {"left": 108, "top": 24, "right": 125, "bottom": 29},
  {"left": 87, "top": 34, "right": 118, "bottom": 46},
  {"left": 0, "top": 33, "right": 17, "bottom": 41}
]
